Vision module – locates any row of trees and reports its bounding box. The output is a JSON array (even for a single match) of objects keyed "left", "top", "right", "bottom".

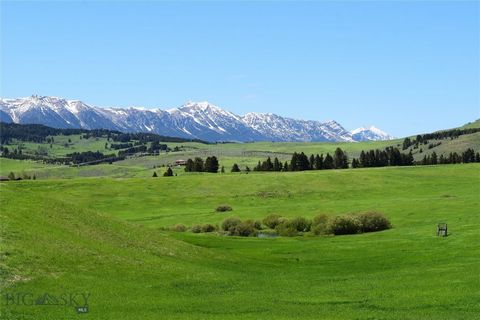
[
  {"left": 420, "top": 149, "right": 480, "bottom": 165},
  {"left": 402, "top": 127, "right": 480, "bottom": 150},
  {"left": 184, "top": 156, "right": 219, "bottom": 173},
  {"left": 352, "top": 147, "right": 414, "bottom": 168},
  {"left": 0, "top": 122, "right": 206, "bottom": 145},
  {"left": 252, "top": 148, "right": 349, "bottom": 172},
  {"left": 352, "top": 147, "right": 479, "bottom": 168},
  {"left": 66, "top": 151, "right": 119, "bottom": 164}
]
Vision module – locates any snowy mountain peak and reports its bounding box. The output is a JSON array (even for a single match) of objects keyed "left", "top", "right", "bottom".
[
  {"left": 351, "top": 126, "right": 394, "bottom": 141},
  {"left": 0, "top": 95, "right": 393, "bottom": 142}
]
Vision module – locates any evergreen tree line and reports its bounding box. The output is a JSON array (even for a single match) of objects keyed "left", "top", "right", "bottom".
[
  {"left": 352, "top": 147, "right": 479, "bottom": 168},
  {"left": 253, "top": 148, "right": 348, "bottom": 172},
  {"left": 111, "top": 132, "right": 204, "bottom": 144},
  {"left": 352, "top": 147, "right": 414, "bottom": 168},
  {"left": 420, "top": 149, "right": 479, "bottom": 165},
  {"left": 402, "top": 128, "right": 480, "bottom": 150},
  {"left": 110, "top": 142, "right": 133, "bottom": 150},
  {"left": 184, "top": 156, "right": 219, "bottom": 173},
  {"left": 66, "top": 151, "right": 119, "bottom": 164},
  {"left": 0, "top": 122, "right": 207, "bottom": 145}
]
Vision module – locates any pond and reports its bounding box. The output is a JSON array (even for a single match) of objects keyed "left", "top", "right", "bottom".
[{"left": 257, "top": 232, "right": 279, "bottom": 238}]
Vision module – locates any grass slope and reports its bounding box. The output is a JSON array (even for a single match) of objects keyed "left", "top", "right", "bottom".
[{"left": 1, "top": 164, "right": 479, "bottom": 319}]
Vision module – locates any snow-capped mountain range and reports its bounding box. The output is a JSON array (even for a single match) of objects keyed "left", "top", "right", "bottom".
[
  {"left": 0, "top": 95, "right": 393, "bottom": 142},
  {"left": 351, "top": 126, "right": 394, "bottom": 142}
]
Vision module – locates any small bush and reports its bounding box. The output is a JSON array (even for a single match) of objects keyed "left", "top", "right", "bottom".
[
  {"left": 312, "top": 214, "right": 331, "bottom": 235},
  {"left": 357, "top": 212, "right": 391, "bottom": 232},
  {"left": 216, "top": 205, "right": 233, "bottom": 212},
  {"left": 230, "top": 221, "right": 256, "bottom": 236},
  {"left": 289, "top": 217, "right": 312, "bottom": 232},
  {"left": 328, "top": 215, "right": 361, "bottom": 235},
  {"left": 191, "top": 224, "right": 202, "bottom": 233},
  {"left": 201, "top": 223, "right": 217, "bottom": 233},
  {"left": 243, "top": 219, "right": 262, "bottom": 230},
  {"left": 312, "top": 224, "right": 330, "bottom": 235},
  {"left": 170, "top": 224, "right": 186, "bottom": 232},
  {"left": 275, "top": 220, "right": 298, "bottom": 237},
  {"left": 312, "top": 214, "right": 330, "bottom": 227},
  {"left": 221, "top": 217, "right": 242, "bottom": 232},
  {"left": 263, "top": 214, "right": 283, "bottom": 229}
]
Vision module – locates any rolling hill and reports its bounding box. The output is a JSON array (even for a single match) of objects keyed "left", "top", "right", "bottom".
[{"left": 1, "top": 164, "right": 479, "bottom": 319}]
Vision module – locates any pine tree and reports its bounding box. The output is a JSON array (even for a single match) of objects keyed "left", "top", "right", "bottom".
[
  {"left": 309, "top": 154, "right": 315, "bottom": 170},
  {"left": 163, "top": 167, "right": 173, "bottom": 176},
  {"left": 231, "top": 163, "right": 241, "bottom": 172},
  {"left": 439, "top": 154, "right": 445, "bottom": 164},
  {"left": 290, "top": 152, "right": 299, "bottom": 171},
  {"left": 299, "top": 152, "right": 310, "bottom": 170},
  {"left": 152, "top": 171, "right": 158, "bottom": 177},
  {"left": 283, "top": 161, "right": 289, "bottom": 171},
  {"left": 264, "top": 157, "right": 274, "bottom": 171},
  {"left": 431, "top": 152, "right": 438, "bottom": 165},
  {"left": 323, "top": 154, "right": 334, "bottom": 169},
  {"left": 421, "top": 155, "right": 428, "bottom": 165},
  {"left": 402, "top": 137, "right": 412, "bottom": 150},
  {"left": 351, "top": 158, "right": 359, "bottom": 168},
  {"left": 185, "top": 159, "right": 194, "bottom": 172},
  {"left": 462, "top": 148, "right": 475, "bottom": 163},
  {"left": 193, "top": 157, "right": 204, "bottom": 172},
  {"left": 406, "top": 150, "right": 414, "bottom": 166},
  {"left": 204, "top": 156, "right": 219, "bottom": 173},
  {"left": 245, "top": 166, "right": 251, "bottom": 172},
  {"left": 359, "top": 151, "right": 367, "bottom": 167},
  {"left": 273, "top": 157, "right": 281, "bottom": 171},
  {"left": 333, "top": 148, "right": 348, "bottom": 169},
  {"left": 221, "top": 166, "right": 225, "bottom": 173}
]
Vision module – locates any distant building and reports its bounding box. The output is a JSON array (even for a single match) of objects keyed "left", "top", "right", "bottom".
[
  {"left": 175, "top": 159, "right": 187, "bottom": 166},
  {"left": 0, "top": 176, "right": 10, "bottom": 181}
]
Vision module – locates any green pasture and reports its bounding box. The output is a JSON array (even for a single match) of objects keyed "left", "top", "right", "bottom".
[{"left": 1, "top": 164, "right": 479, "bottom": 319}]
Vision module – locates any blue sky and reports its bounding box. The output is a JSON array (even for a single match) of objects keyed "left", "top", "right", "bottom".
[{"left": 1, "top": 1, "right": 478, "bottom": 137}]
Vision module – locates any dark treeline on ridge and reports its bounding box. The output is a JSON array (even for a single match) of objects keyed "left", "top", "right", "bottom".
[
  {"left": 352, "top": 147, "right": 479, "bottom": 168},
  {"left": 0, "top": 122, "right": 208, "bottom": 144},
  {"left": 401, "top": 127, "right": 480, "bottom": 150}
]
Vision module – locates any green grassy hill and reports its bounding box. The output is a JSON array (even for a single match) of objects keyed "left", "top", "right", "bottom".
[
  {"left": 461, "top": 119, "right": 480, "bottom": 129},
  {"left": 1, "top": 164, "right": 479, "bottom": 319}
]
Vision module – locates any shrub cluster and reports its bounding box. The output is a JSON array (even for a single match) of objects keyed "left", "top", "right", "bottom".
[
  {"left": 266, "top": 212, "right": 391, "bottom": 236},
  {"left": 170, "top": 224, "right": 187, "bottom": 232},
  {"left": 179, "top": 211, "right": 391, "bottom": 237},
  {"left": 220, "top": 217, "right": 262, "bottom": 236},
  {"left": 262, "top": 214, "right": 283, "bottom": 229},
  {"left": 216, "top": 205, "right": 233, "bottom": 212},
  {"left": 327, "top": 212, "right": 391, "bottom": 235},
  {"left": 190, "top": 223, "right": 218, "bottom": 233}
]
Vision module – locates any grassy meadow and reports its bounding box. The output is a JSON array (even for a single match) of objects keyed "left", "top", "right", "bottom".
[{"left": 1, "top": 164, "right": 479, "bottom": 319}]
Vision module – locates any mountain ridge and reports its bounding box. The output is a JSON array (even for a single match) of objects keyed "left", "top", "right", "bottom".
[{"left": 0, "top": 95, "right": 393, "bottom": 142}]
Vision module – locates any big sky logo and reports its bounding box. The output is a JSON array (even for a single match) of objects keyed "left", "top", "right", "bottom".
[{"left": 3, "top": 292, "right": 90, "bottom": 310}]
